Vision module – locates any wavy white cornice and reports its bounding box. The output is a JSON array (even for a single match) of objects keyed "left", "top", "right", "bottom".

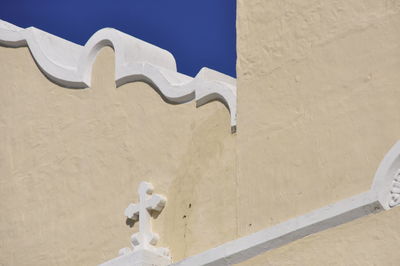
[{"left": 0, "top": 19, "right": 237, "bottom": 132}]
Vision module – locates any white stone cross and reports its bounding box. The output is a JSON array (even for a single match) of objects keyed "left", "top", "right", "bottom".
[{"left": 122, "top": 182, "right": 169, "bottom": 257}]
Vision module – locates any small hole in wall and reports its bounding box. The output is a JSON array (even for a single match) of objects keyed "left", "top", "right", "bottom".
[
  {"left": 188, "top": 203, "right": 192, "bottom": 208},
  {"left": 248, "top": 223, "right": 252, "bottom": 227},
  {"left": 183, "top": 215, "right": 187, "bottom": 219}
]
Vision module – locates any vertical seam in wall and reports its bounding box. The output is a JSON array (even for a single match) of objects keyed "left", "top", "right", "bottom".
[
  {"left": 234, "top": 133, "right": 239, "bottom": 238},
  {"left": 234, "top": 0, "right": 239, "bottom": 239}
]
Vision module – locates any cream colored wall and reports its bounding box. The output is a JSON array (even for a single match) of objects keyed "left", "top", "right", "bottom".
[
  {"left": 234, "top": 0, "right": 400, "bottom": 264},
  {"left": 0, "top": 46, "right": 236, "bottom": 265},
  {"left": 238, "top": 206, "right": 400, "bottom": 266},
  {"left": 236, "top": 0, "right": 400, "bottom": 236},
  {"left": 2, "top": 1, "right": 400, "bottom": 265}
]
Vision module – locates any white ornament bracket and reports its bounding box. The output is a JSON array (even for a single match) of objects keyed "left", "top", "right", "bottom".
[
  {"left": 0, "top": 19, "right": 237, "bottom": 132},
  {"left": 371, "top": 141, "right": 400, "bottom": 209}
]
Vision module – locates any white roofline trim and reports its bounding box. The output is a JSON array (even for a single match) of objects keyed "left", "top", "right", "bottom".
[{"left": 0, "top": 19, "right": 237, "bottom": 132}]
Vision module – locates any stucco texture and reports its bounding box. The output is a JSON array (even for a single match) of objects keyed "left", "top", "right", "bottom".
[
  {"left": 0, "top": 46, "right": 236, "bottom": 265},
  {"left": 2, "top": 0, "right": 400, "bottom": 265},
  {"left": 234, "top": 0, "right": 400, "bottom": 264},
  {"left": 237, "top": 0, "right": 400, "bottom": 234},
  {"left": 238, "top": 206, "right": 400, "bottom": 266}
]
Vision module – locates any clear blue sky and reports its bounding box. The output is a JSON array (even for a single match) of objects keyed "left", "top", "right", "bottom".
[{"left": 1, "top": 0, "right": 236, "bottom": 78}]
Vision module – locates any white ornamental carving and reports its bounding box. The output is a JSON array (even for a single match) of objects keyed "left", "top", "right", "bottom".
[
  {"left": 120, "top": 182, "right": 170, "bottom": 258},
  {"left": 389, "top": 170, "right": 400, "bottom": 208}
]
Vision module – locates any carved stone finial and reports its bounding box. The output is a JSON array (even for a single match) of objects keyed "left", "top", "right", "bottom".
[
  {"left": 123, "top": 182, "right": 169, "bottom": 258},
  {"left": 98, "top": 182, "right": 170, "bottom": 266}
]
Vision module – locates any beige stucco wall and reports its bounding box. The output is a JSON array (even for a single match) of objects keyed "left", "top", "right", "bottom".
[
  {"left": 236, "top": 0, "right": 400, "bottom": 233},
  {"left": 239, "top": 206, "right": 400, "bottom": 266},
  {"left": 235, "top": 0, "right": 400, "bottom": 264},
  {"left": 0, "top": 46, "right": 236, "bottom": 265},
  {"left": 1, "top": 0, "right": 400, "bottom": 265}
]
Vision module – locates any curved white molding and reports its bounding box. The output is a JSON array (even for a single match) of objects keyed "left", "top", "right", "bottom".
[
  {"left": 371, "top": 141, "right": 400, "bottom": 209},
  {"left": 0, "top": 19, "right": 237, "bottom": 131},
  {"left": 195, "top": 68, "right": 237, "bottom": 132},
  {"left": 172, "top": 141, "right": 400, "bottom": 266}
]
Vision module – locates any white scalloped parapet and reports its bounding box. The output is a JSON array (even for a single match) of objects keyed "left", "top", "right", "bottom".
[
  {"left": 0, "top": 19, "right": 237, "bottom": 132},
  {"left": 195, "top": 68, "right": 237, "bottom": 132}
]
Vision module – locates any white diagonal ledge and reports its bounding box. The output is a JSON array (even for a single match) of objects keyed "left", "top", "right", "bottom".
[
  {"left": 0, "top": 19, "right": 237, "bottom": 132},
  {"left": 172, "top": 141, "right": 400, "bottom": 266}
]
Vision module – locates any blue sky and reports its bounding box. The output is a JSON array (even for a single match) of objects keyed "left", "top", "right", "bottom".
[{"left": 1, "top": 0, "right": 236, "bottom": 78}]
